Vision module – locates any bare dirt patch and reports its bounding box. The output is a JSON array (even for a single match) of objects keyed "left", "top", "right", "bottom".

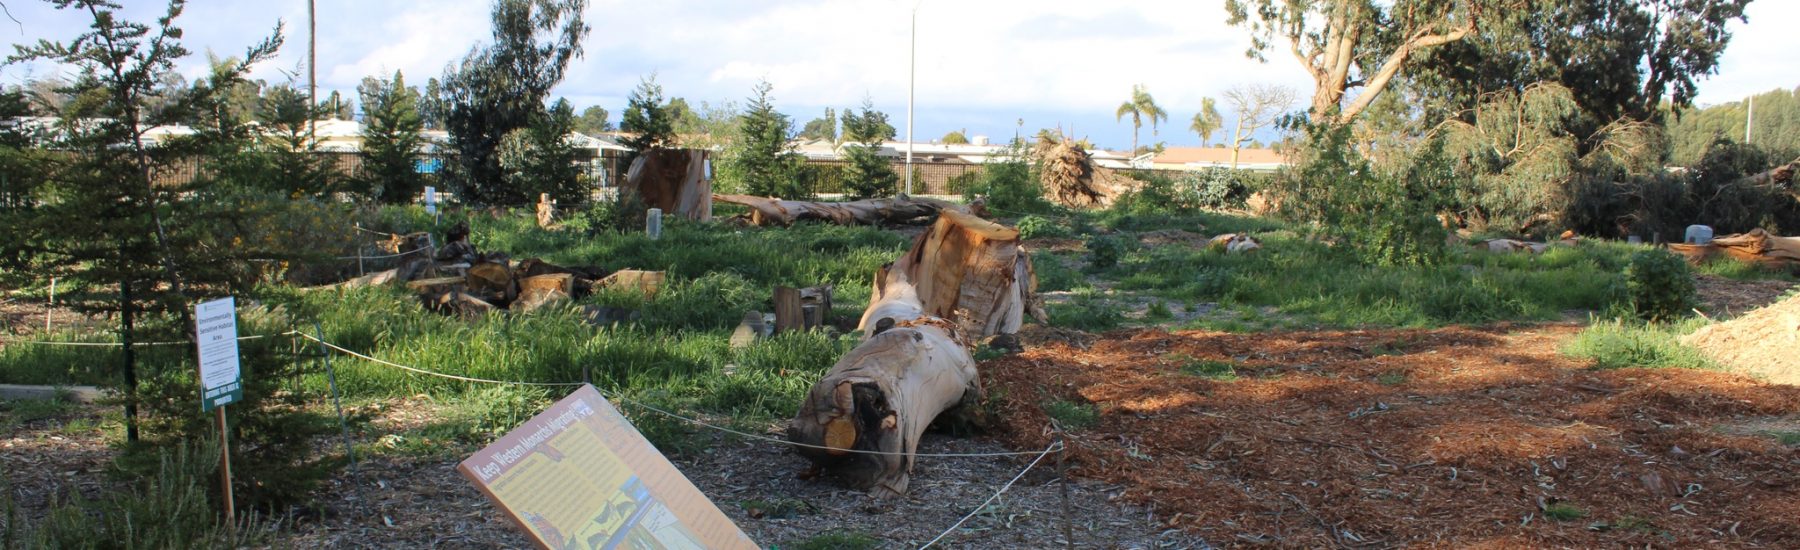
[{"left": 985, "top": 324, "right": 1800, "bottom": 548}]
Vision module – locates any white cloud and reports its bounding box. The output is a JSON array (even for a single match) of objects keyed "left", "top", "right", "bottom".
[{"left": 3, "top": 0, "right": 1793, "bottom": 147}]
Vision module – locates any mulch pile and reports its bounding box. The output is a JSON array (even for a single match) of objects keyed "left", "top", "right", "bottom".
[
  {"left": 1684, "top": 291, "right": 1800, "bottom": 386},
  {"left": 984, "top": 323, "right": 1800, "bottom": 548}
]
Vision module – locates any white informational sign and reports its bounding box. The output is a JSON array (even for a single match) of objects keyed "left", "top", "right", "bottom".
[
  {"left": 424, "top": 186, "right": 438, "bottom": 215},
  {"left": 194, "top": 297, "right": 242, "bottom": 412}
]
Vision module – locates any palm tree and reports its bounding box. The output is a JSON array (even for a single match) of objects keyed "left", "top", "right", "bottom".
[
  {"left": 1114, "top": 84, "right": 1168, "bottom": 155},
  {"left": 1189, "top": 97, "right": 1223, "bottom": 147}
]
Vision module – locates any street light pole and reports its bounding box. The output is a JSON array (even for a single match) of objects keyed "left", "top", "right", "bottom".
[{"left": 906, "top": 2, "right": 917, "bottom": 196}]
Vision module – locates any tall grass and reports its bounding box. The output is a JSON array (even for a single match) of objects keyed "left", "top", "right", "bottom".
[{"left": 1561, "top": 318, "right": 1717, "bottom": 370}]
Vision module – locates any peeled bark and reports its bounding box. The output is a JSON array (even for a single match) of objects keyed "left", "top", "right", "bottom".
[
  {"left": 789, "top": 209, "right": 1043, "bottom": 496},
  {"left": 713, "top": 194, "right": 961, "bottom": 227}
]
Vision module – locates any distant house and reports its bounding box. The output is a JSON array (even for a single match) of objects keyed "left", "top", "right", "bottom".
[{"left": 1149, "top": 147, "right": 1290, "bottom": 172}]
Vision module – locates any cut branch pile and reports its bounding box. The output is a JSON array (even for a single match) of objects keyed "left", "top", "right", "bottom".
[
  {"left": 712, "top": 194, "right": 960, "bottom": 227},
  {"left": 1034, "top": 139, "right": 1105, "bottom": 207},
  {"left": 788, "top": 210, "right": 1044, "bottom": 496},
  {"left": 323, "top": 243, "right": 657, "bottom": 320}
]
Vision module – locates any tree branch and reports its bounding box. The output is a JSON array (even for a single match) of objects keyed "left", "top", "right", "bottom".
[{"left": 1336, "top": 20, "right": 1475, "bottom": 122}]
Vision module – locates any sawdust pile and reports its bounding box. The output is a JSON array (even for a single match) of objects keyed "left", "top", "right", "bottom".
[{"left": 1682, "top": 290, "right": 1800, "bottom": 385}]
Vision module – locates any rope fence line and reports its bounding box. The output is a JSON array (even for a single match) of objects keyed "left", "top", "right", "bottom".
[
  {"left": 12, "top": 333, "right": 284, "bottom": 347},
  {"left": 917, "top": 440, "right": 1062, "bottom": 549},
  {"left": 292, "top": 332, "right": 584, "bottom": 388},
  {"left": 10, "top": 326, "right": 1074, "bottom": 545}
]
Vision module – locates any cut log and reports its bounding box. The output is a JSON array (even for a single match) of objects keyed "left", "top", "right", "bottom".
[
  {"left": 786, "top": 312, "right": 979, "bottom": 496},
  {"left": 624, "top": 149, "right": 712, "bottom": 222},
  {"left": 712, "top": 194, "right": 963, "bottom": 227},
  {"left": 595, "top": 269, "right": 665, "bottom": 297},
  {"left": 465, "top": 261, "right": 517, "bottom": 305},
  {"left": 860, "top": 209, "right": 1046, "bottom": 339},
  {"left": 789, "top": 209, "right": 1042, "bottom": 496}
]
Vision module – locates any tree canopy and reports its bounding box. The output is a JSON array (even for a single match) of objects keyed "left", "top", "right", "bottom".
[
  {"left": 358, "top": 70, "right": 425, "bottom": 203},
  {"left": 1190, "top": 97, "right": 1223, "bottom": 147},
  {"left": 720, "top": 80, "right": 803, "bottom": 198},
  {"left": 841, "top": 98, "right": 899, "bottom": 199},
  {"left": 1115, "top": 83, "right": 1168, "bottom": 154},
  {"left": 441, "top": 0, "right": 589, "bottom": 205}
]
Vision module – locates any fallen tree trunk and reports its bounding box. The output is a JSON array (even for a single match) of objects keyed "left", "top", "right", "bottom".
[
  {"left": 788, "top": 210, "right": 1042, "bottom": 496},
  {"left": 712, "top": 194, "right": 962, "bottom": 227}
]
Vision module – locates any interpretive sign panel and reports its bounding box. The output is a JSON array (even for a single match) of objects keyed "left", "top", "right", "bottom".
[
  {"left": 193, "top": 297, "right": 242, "bottom": 412},
  {"left": 458, "top": 385, "right": 755, "bottom": 550}
]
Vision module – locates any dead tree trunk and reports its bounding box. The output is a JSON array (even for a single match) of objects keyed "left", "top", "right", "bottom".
[
  {"left": 788, "top": 210, "right": 1044, "bottom": 496},
  {"left": 713, "top": 194, "right": 961, "bottom": 227}
]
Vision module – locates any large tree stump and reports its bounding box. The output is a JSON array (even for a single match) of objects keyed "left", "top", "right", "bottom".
[
  {"left": 712, "top": 194, "right": 962, "bottom": 227},
  {"left": 788, "top": 210, "right": 1042, "bottom": 496},
  {"left": 624, "top": 149, "right": 712, "bottom": 221}
]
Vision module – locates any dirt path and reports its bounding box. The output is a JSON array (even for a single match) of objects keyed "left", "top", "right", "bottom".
[{"left": 985, "top": 323, "right": 1800, "bottom": 548}]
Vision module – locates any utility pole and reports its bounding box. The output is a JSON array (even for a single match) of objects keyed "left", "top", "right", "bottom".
[
  {"left": 1746, "top": 94, "right": 1754, "bottom": 144},
  {"left": 308, "top": 0, "right": 317, "bottom": 146},
  {"left": 906, "top": 1, "right": 917, "bottom": 196}
]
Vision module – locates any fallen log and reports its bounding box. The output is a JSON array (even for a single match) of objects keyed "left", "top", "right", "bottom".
[
  {"left": 712, "top": 194, "right": 962, "bottom": 227},
  {"left": 788, "top": 209, "right": 1042, "bottom": 496}
]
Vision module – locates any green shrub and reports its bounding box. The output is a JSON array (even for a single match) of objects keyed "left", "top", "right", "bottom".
[
  {"left": 1047, "top": 290, "right": 1123, "bottom": 331},
  {"left": 1177, "top": 356, "right": 1239, "bottom": 381},
  {"left": 963, "top": 146, "right": 1052, "bottom": 214},
  {"left": 1085, "top": 235, "right": 1125, "bottom": 270},
  {"left": 19, "top": 441, "right": 270, "bottom": 549},
  {"left": 1015, "top": 215, "right": 1069, "bottom": 240},
  {"left": 1623, "top": 249, "right": 1697, "bottom": 321}
]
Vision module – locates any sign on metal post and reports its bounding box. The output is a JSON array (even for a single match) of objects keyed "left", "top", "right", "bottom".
[
  {"left": 459, "top": 385, "right": 755, "bottom": 550},
  {"left": 195, "top": 297, "right": 242, "bottom": 412},
  {"left": 424, "top": 186, "right": 438, "bottom": 215}
]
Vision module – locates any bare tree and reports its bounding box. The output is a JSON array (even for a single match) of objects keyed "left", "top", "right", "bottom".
[{"left": 1223, "top": 84, "right": 1295, "bottom": 168}]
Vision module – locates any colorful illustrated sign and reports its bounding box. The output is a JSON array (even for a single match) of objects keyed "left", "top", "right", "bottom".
[
  {"left": 193, "top": 297, "right": 242, "bottom": 412},
  {"left": 459, "top": 385, "right": 756, "bottom": 550}
]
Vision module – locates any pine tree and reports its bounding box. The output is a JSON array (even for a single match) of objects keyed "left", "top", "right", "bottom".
[
  {"left": 621, "top": 74, "right": 675, "bottom": 156},
  {"left": 721, "top": 80, "right": 804, "bottom": 198},
  {"left": 357, "top": 70, "right": 425, "bottom": 203},
  {"left": 841, "top": 98, "right": 898, "bottom": 199},
  {"left": 499, "top": 98, "right": 586, "bottom": 205}
]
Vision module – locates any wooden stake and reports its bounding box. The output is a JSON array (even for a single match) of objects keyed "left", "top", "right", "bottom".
[
  {"left": 45, "top": 277, "right": 54, "bottom": 333},
  {"left": 1056, "top": 428, "right": 1073, "bottom": 550},
  {"left": 216, "top": 406, "right": 236, "bottom": 522}
]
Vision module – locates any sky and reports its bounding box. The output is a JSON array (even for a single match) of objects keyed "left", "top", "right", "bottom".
[{"left": 2, "top": 0, "right": 1795, "bottom": 152}]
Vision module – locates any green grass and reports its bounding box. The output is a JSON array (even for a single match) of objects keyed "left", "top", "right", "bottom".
[
  {"left": 1561, "top": 318, "right": 1717, "bottom": 370},
  {"left": 0, "top": 394, "right": 81, "bottom": 430},
  {"left": 1176, "top": 356, "right": 1239, "bottom": 381},
  {"left": 787, "top": 530, "right": 878, "bottom": 550},
  {"left": 1043, "top": 399, "right": 1099, "bottom": 430},
  {"left": 1376, "top": 371, "right": 1407, "bottom": 386},
  {"left": 1772, "top": 432, "right": 1800, "bottom": 447},
  {"left": 1543, "top": 503, "right": 1586, "bottom": 521},
  {"left": 1693, "top": 257, "right": 1799, "bottom": 282},
  {"left": 1077, "top": 206, "right": 1642, "bottom": 329}
]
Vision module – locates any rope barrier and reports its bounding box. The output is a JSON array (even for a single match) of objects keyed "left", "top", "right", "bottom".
[
  {"left": 290, "top": 332, "right": 1062, "bottom": 458},
  {"left": 13, "top": 333, "right": 284, "bottom": 347},
  {"left": 917, "top": 440, "right": 1062, "bottom": 549},
  {"left": 292, "top": 332, "right": 584, "bottom": 388},
  {"left": 333, "top": 246, "right": 434, "bottom": 261},
  {"left": 615, "top": 394, "right": 1064, "bottom": 459}
]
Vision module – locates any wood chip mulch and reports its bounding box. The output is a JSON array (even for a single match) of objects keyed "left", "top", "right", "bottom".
[{"left": 985, "top": 323, "right": 1800, "bottom": 548}]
